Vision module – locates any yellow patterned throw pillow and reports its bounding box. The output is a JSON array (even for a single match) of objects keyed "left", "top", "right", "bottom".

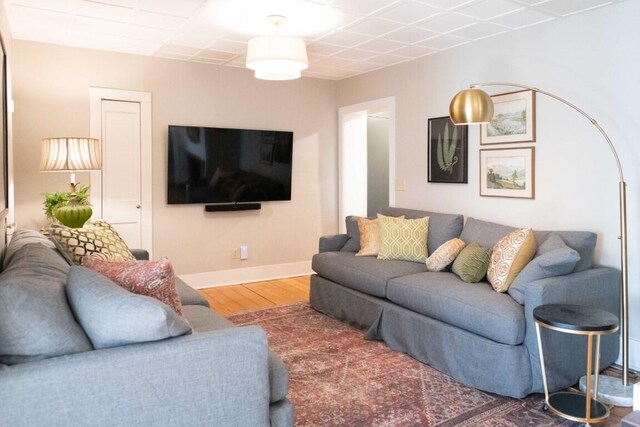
[
  {"left": 377, "top": 214, "right": 429, "bottom": 263},
  {"left": 487, "top": 228, "right": 537, "bottom": 293},
  {"left": 356, "top": 217, "right": 380, "bottom": 257},
  {"left": 49, "top": 220, "right": 135, "bottom": 265},
  {"left": 425, "top": 238, "right": 466, "bottom": 272}
]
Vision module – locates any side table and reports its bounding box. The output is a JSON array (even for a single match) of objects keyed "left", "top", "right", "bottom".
[{"left": 534, "top": 303, "right": 619, "bottom": 426}]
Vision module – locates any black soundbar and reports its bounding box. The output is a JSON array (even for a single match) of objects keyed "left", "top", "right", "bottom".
[{"left": 205, "top": 203, "right": 261, "bottom": 212}]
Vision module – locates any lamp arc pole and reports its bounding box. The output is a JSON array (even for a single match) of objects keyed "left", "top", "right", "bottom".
[{"left": 452, "top": 82, "right": 630, "bottom": 397}]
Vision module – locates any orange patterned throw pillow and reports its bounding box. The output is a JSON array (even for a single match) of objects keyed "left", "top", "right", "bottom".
[
  {"left": 83, "top": 255, "right": 184, "bottom": 315},
  {"left": 356, "top": 217, "right": 380, "bottom": 257},
  {"left": 487, "top": 228, "right": 537, "bottom": 293}
]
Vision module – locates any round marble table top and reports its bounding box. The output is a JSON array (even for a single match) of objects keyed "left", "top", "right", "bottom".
[{"left": 533, "top": 303, "right": 618, "bottom": 333}]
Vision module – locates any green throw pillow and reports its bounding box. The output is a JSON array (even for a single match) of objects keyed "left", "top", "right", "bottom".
[
  {"left": 452, "top": 242, "right": 492, "bottom": 283},
  {"left": 377, "top": 214, "right": 429, "bottom": 263}
]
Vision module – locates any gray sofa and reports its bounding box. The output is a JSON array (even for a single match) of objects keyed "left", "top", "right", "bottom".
[
  {"left": 0, "top": 229, "right": 293, "bottom": 427},
  {"left": 311, "top": 207, "right": 620, "bottom": 398}
]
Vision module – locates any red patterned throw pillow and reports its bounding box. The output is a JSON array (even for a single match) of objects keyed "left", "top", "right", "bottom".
[{"left": 82, "top": 256, "right": 183, "bottom": 316}]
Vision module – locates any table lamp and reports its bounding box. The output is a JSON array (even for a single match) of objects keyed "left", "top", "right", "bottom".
[{"left": 40, "top": 137, "right": 102, "bottom": 228}]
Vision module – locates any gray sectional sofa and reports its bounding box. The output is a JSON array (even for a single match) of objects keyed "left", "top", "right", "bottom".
[
  {"left": 0, "top": 229, "right": 293, "bottom": 427},
  {"left": 311, "top": 207, "right": 620, "bottom": 398}
]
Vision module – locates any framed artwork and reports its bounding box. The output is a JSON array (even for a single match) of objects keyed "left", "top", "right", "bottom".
[
  {"left": 480, "top": 90, "right": 535, "bottom": 145},
  {"left": 479, "top": 147, "right": 535, "bottom": 199},
  {"left": 427, "top": 116, "right": 468, "bottom": 183}
]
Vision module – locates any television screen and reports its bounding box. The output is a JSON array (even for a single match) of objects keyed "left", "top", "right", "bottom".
[{"left": 167, "top": 125, "right": 293, "bottom": 204}]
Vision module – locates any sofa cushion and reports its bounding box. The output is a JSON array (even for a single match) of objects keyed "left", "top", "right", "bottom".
[
  {"left": 83, "top": 256, "right": 184, "bottom": 316},
  {"left": 386, "top": 272, "right": 526, "bottom": 345},
  {"left": 425, "top": 238, "right": 466, "bottom": 272},
  {"left": 460, "top": 217, "right": 516, "bottom": 248},
  {"left": 312, "top": 251, "right": 427, "bottom": 297},
  {"left": 356, "top": 217, "right": 380, "bottom": 257},
  {"left": 534, "top": 230, "right": 596, "bottom": 272},
  {"left": 377, "top": 214, "right": 429, "bottom": 263},
  {"left": 451, "top": 243, "right": 492, "bottom": 283},
  {"left": 341, "top": 215, "right": 364, "bottom": 252},
  {"left": 3, "top": 229, "right": 57, "bottom": 268},
  {"left": 487, "top": 228, "right": 537, "bottom": 293},
  {"left": 183, "top": 305, "right": 289, "bottom": 404},
  {"left": 0, "top": 243, "right": 93, "bottom": 365},
  {"left": 508, "top": 234, "right": 581, "bottom": 304},
  {"left": 67, "top": 266, "right": 192, "bottom": 349},
  {"left": 380, "top": 207, "right": 463, "bottom": 255}
]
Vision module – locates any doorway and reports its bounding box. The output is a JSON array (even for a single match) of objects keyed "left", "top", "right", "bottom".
[
  {"left": 89, "top": 88, "right": 152, "bottom": 254},
  {"left": 338, "top": 97, "right": 395, "bottom": 232}
]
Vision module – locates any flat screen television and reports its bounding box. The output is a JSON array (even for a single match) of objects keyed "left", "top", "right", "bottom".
[{"left": 167, "top": 125, "right": 293, "bottom": 204}]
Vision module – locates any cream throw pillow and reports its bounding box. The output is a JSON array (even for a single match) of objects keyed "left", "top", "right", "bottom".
[
  {"left": 356, "top": 217, "right": 380, "bottom": 256},
  {"left": 377, "top": 214, "right": 429, "bottom": 263},
  {"left": 487, "top": 228, "right": 537, "bottom": 292},
  {"left": 425, "top": 238, "right": 466, "bottom": 272}
]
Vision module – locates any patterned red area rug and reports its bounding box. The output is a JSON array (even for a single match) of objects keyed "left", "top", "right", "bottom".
[{"left": 228, "top": 303, "right": 577, "bottom": 427}]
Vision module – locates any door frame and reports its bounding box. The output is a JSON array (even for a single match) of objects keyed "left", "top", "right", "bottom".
[
  {"left": 89, "top": 87, "right": 153, "bottom": 256},
  {"left": 338, "top": 96, "right": 396, "bottom": 233}
]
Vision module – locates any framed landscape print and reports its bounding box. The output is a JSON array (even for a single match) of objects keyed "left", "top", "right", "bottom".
[
  {"left": 479, "top": 147, "right": 535, "bottom": 199},
  {"left": 480, "top": 90, "right": 535, "bottom": 145},
  {"left": 427, "top": 116, "right": 468, "bottom": 183}
]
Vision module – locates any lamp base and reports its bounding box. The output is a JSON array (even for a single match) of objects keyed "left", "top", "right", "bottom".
[{"left": 579, "top": 374, "right": 633, "bottom": 407}]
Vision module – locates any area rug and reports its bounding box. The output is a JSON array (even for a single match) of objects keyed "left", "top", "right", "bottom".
[{"left": 228, "top": 303, "right": 577, "bottom": 427}]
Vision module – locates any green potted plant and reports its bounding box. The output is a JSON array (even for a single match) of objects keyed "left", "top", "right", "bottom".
[{"left": 43, "top": 185, "right": 91, "bottom": 225}]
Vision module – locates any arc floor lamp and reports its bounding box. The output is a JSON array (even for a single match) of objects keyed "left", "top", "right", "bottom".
[{"left": 450, "top": 82, "right": 632, "bottom": 406}]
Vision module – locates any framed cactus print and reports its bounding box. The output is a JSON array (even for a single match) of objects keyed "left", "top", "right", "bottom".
[
  {"left": 479, "top": 147, "right": 535, "bottom": 199},
  {"left": 428, "top": 116, "right": 468, "bottom": 183},
  {"left": 480, "top": 90, "right": 536, "bottom": 145}
]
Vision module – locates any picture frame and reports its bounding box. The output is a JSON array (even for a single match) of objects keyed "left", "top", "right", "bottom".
[
  {"left": 479, "top": 147, "right": 535, "bottom": 199},
  {"left": 427, "top": 116, "right": 468, "bottom": 183},
  {"left": 480, "top": 90, "right": 535, "bottom": 145}
]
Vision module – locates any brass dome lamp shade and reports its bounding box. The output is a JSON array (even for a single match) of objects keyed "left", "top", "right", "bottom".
[
  {"left": 449, "top": 82, "right": 631, "bottom": 406},
  {"left": 40, "top": 137, "right": 102, "bottom": 228}
]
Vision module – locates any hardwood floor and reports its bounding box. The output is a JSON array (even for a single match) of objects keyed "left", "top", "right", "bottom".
[
  {"left": 197, "top": 276, "right": 631, "bottom": 426},
  {"left": 198, "top": 275, "right": 310, "bottom": 316}
]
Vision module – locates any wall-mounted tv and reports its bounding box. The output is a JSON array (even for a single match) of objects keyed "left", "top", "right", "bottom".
[{"left": 167, "top": 125, "right": 293, "bottom": 205}]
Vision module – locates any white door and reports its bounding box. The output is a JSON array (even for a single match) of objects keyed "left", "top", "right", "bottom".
[
  {"left": 100, "top": 100, "right": 142, "bottom": 248},
  {"left": 90, "top": 88, "right": 153, "bottom": 254}
]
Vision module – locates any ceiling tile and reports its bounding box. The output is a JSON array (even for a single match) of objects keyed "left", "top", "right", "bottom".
[
  {"left": 9, "top": 5, "right": 75, "bottom": 29},
  {"left": 358, "top": 38, "right": 406, "bottom": 53},
  {"left": 392, "top": 44, "right": 437, "bottom": 57},
  {"left": 154, "top": 51, "right": 191, "bottom": 60},
  {"left": 457, "top": 0, "right": 525, "bottom": 20},
  {"left": 538, "top": 0, "right": 613, "bottom": 16},
  {"left": 385, "top": 26, "right": 437, "bottom": 43},
  {"left": 333, "top": 48, "right": 377, "bottom": 61},
  {"left": 72, "top": 0, "right": 132, "bottom": 22},
  {"left": 167, "top": 33, "right": 215, "bottom": 49},
  {"left": 375, "top": 1, "right": 441, "bottom": 24},
  {"left": 313, "top": 56, "right": 357, "bottom": 68},
  {"left": 415, "top": 12, "right": 477, "bottom": 33},
  {"left": 191, "top": 56, "right": 227, "bottom": 65},
  {"left": 73, "top": 16, "right": 124, "bottom": 36},
  {"left": 86, "top": 0, "right": 135, "bottom": 7},
  {"left": 414, "top": 0, "right": 479, "bottom": 10},
  {"left": 366, "top": 53, "right": 410, "bottom": 66},
  {"left": 417, "top": 34, "right": 468, "bottom": 49},
  {"left": 449, "top": 22, "right": 507, "bottom": 39},
  {"left": 307, "top": 42, "right": 346, "bottom": 55},
  {"left": 331, "top": 0, "right": 399, "bottom": 15},
  {"left": 206, "top": 38, "right": 247, "bottom": 54},
  {"left": 10, "top": 0, "right": 71, "bottom": 13},
  {"left": 492, "top": 8, "right": 555, "bottom": 28},
  {"left": 345, "top": 17, "right": 403, "bottom": 36},
  {"left": 137, "top": 0, "right": 204, "bottom": 17},
  {"left": 343, "top": 61, "right": 383, "bottom": 72},
  {"left": 511, "top": 0, "right": 551, "bottom": 4},
  {"left": 195, "top": 49, "right": 238, "bottom": 61},
  {"left": 317, "top": 31, "right": 370, "bottom": 47},
  {"left": 156, "top": 44, "right": 200, "bottom": 56},
  {"left": 130, "top": 10, "right": 186, "bottom": 30},
  {"left": 122, "top": 25, "right": 172, "bottom": 42}
]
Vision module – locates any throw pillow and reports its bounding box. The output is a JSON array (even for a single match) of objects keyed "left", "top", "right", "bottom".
[
  {"left": 451, "top": 242, "right": 492, "bottom": 283},
  {"left": 425, "top": 238, "right": 466, "bottom": 272},
  {"left": 82, "top": 255, "right": 184, "bottom": 316},
  {"left": 508, "top": 233, "right": 581, "bottom": 304},
  {"left": 377, "top": 214, "right": 429, "bottom": 263},
  {"left": 356, "top": 217, "right": 380, "bottom": 257},
  {"left": 49, "top": 220, "right": 135, "bottom": 265},
  {"left": 487, "top": 228, "right": 537, "bottom": 293},
  {"left": 66, "top": 266, "right": 191, "bottom": 349}
]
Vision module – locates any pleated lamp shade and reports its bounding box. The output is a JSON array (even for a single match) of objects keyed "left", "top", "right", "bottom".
[
  {"left": 40, "top": 137, "right": 102, "bottom": 171},
  {"left": 246, "top": 36, "right": 308, "bottom": 81}
]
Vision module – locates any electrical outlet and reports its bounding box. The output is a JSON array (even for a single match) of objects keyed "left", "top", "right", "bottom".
[
  {"left": 232, "top": 248, "right": 240, "bottom": 259},
  {"left": 240, "top": 245, "right": 248, "bottom": 260}
]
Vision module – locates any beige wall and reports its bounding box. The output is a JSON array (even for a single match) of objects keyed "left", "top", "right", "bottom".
[{"left": 12, "top": 40, "right": 338, "bottom": 274}]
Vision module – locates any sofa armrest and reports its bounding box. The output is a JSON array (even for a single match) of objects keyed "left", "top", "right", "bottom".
[
  {"left": 319, "top": 234, "right": 350, "bottom": 253},
  {"left": 130, "top": 249, "right": 149, "bottom": 260},
  {"left": 0, "top": 326, "right": 271, "bottom": 427},
  {"left": 523, "top": 267, "right": 620, "bottom": 392}
]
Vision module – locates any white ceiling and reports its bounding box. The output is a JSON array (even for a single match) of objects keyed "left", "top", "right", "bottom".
[{"left": 5, "top": 0, "right": 627, "bottom": 80}]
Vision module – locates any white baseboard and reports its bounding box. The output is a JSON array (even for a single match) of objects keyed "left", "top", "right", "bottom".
[{"left": 179, "top": 261, "right": 313, "bottom": 289}]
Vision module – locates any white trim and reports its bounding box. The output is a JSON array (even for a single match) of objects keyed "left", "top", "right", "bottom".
[
  {"left": 627, "top": 336, "right": 640, "bottom": 372},
  {"left": 179, "top": 261, "right": 312, "bottom": 289},
  {"left": 338, "top": 96, "right": 396, "bottom": 233},
  {"left": 89, "top": 88, "right": 153, "bottom": 257}
]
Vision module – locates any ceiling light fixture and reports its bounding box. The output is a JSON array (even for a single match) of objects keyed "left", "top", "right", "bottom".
[{"left": 246, "top": 15, "right": 308, "bottom": 81}]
